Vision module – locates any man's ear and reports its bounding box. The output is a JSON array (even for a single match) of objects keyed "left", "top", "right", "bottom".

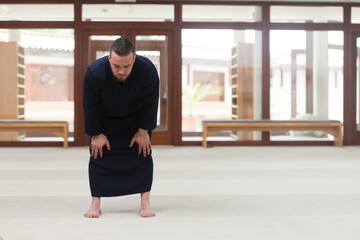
[{"left": 133, "top": 54, "right": 136, "bottom": 62}]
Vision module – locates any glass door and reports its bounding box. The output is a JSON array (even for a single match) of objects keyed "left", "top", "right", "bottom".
[
  {"left": 135, "top": 35, "right": 168, "bottom": 132},
  {"left": 349, "top": 33, "right": 360, "bottom": 144},
  {"left": 82, "top": 30, "right": 173, "bottom": 145}
]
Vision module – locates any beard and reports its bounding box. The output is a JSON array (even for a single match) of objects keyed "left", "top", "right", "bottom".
[
  {"left": 114, "top": 72, "right": 131, "bottom": 82},
  {"left": 116, "top": 75, "right": 128, "bottom": 82}
]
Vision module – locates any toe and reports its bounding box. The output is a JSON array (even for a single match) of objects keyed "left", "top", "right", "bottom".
[{"left": 141, "top": 211, "right": 155, "bottom": 218}]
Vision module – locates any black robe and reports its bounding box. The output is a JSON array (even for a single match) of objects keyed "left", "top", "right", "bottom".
[{"left": 83, "top": 55, "right": 159, "bottom": 197}]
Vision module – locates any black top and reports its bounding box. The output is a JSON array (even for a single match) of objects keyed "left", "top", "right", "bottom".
[{"left": 83, "top": 55, "right": 159, "bottom": 137}]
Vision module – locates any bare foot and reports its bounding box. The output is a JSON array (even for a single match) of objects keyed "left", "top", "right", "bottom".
[
  {"left": 140, "top": 192, "right": 155, "bottom": 218},
  {"left": 84, "top": 197, "right": 101, "bottom": 218},
  {"left": 84, "top": 206, "right": 101, "bottom": 218},
  {"left": 140, "top": 204, "right": 155, "bottom": 217},
  {"left": 140, "top": 203, "right": 155, "bottom": 218}
]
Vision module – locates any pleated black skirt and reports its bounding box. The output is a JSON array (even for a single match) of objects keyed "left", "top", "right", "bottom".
[{"left": 88, "top": 140, "right": 153, "bottom": 197}]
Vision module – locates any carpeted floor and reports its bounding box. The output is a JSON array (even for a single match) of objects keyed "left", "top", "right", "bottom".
[{"left": 1, "top": 146, "right": 360, "bottom": 240}]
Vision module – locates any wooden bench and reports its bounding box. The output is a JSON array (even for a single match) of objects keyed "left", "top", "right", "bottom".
[
  {"left": 0, "top": 120, "right": 69, "bottom": 148},
  {"left": 202, "top": 120, "right": 343, "bottom": 148}
]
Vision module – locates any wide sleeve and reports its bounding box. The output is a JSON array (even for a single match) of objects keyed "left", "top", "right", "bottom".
[
  {"left": 83, "top": 68, "right": 103, "bottom": 136},
  {"left": 139, "top": 66, "right": 160, "bottom": 131}
]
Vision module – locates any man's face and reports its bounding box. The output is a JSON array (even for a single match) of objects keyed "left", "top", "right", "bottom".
[{"left": 108, "top": 51, "right": 136, "bottom": 82}]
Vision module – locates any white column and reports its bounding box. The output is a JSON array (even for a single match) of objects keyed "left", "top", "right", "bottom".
[
  {"left": 253, "top": 8, "right": 262, "bottom": 140},
  {"left": 253, "top": 30, "right": 262, "bottom": 140},
  {"left": 9, "top": 29, "right": 22, "bottom": 42},
  {"left": 313, "top": 31, "right": 328, "bottom": 120}
]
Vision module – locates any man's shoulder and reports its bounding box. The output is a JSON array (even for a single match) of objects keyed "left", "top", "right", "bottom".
[
  {"left": 88, "top": 55, "right": 109, "bottom": 72},
  {"left": 135, "top": 55, "right": 156, "bottom": 70}
]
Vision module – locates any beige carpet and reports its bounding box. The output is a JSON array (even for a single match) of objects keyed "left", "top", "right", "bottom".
[{"left": 1, "top": 146, "right": 360, "bottom": 240}]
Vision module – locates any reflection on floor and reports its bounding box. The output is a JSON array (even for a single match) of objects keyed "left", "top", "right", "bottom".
[
  {"left": 19, "top": 137, "right": 75, "bottom": 142},
  {"left": 183, "top": 135, "right": 334, "bottom": 142}
]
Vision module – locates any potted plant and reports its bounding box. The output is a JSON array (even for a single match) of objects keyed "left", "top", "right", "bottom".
[{"left": 182, "top": 83, "right": 223, "bottom": 131}]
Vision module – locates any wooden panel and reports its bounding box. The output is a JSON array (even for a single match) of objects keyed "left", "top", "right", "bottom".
[
  {"left": 0, "top": 42, "right": 25, "bottom": 140},
  {"left": 231, "top": 42, "right": 254, "bottom": 140}
]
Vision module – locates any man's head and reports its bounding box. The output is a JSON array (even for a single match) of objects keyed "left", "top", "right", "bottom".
[{"left": 108, "top": 37, "right": 136, "bottom": 82}]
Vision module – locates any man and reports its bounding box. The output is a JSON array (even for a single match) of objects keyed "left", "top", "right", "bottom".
[{"left": 83, "top": 37, "right": 159, "bottom": 218}]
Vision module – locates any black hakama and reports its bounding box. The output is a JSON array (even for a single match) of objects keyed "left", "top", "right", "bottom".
[{"left": 83, "top": 55, "right": 159, "bottom": 197}]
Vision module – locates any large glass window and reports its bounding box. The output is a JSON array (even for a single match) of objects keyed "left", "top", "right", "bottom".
[
  {"left": 0, "top": 4, "right": 73, "bottom": 21},
  {"left": 0, "top": 29, "right": 74, "bottom": 142},
  {"left": 270, "top": 6, "right": 343, "bottom": 23},
  {"left": 182, "top": 29, "right": 262, "bottom": 141},
  {"left": 82, "top": 4, "right": 174, "bottom": 22},
  {"left": 270, "top": 30, "right": 343, "bottom": 141},
  {"left": 182, "top": 5, "right": 262, "bottom": 22}
]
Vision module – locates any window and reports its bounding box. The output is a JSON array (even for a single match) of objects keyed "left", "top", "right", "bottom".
[
  {"left": 82, "top": 4, "right": 174, "bottom": 22},
  {"left": 0, "top": 29, "right": 74, "bottom": 142},
  {"left": 182, "top": 5, "right": 261, "bottom": 22},
  {"left": 182, "top": 29, "right": 262, "bottom": 141},
  {"left": 270, "top": 6, "right": 343, "bottom": 23},
  {"left": 351, "top": 7, "right": 360, "bottom": 23},
  {"left": 0, "top": 4, "right": 73, "bottom": 21},
  {"left": 270, "top": 30, "right": 343, "bottom": 141}
]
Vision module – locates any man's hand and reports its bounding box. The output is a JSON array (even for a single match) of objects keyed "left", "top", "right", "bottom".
[
  {"left": 91, "top": 133, "right": 110, "bottom": 159},
  {"left": 130, "top": 129, "right": 151, "bottom": 157}
]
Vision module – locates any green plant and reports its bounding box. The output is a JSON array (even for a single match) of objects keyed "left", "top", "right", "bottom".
[{"left": 182, "top": 83, "right": 223, "bottom": 116}]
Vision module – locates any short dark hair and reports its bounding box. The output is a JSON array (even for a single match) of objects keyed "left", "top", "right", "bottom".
[{"left": 109, "top": 37, "right": 135, "bottom": 57}]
